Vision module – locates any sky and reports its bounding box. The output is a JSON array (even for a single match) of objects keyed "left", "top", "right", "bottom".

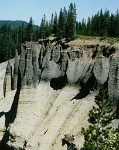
[{"left": 0, "top": 0, "right": 119, "bottom": 25}]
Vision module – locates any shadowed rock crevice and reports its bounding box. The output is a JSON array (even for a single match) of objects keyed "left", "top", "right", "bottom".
[
  {"left": 6, "top": 68, "right": 21, "bottom": 126},
  {"left": 92, "top": 44, "right": 99, "bottom": 59},
  {"left": 50, "top": 75, "right": 67, "bottom": 90},
  {"left": 71, "top": 74, "right": 96, "bottom": 100},
  {"left": 23, "top": 53, "right": 27, "bottom": 78},
  {"left": 0, "top": 68, "right": 21, "bottom": 150},
  {"left": 103, "top": 46, "right": 116, "bottom": 58}
]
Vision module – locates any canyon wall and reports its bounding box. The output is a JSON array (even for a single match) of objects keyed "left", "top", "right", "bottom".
[
  {"left": 0, "top": 41, "right": 119, "bottom": 150},
  {"left": 4, "top": 41, "right": 119, "bottom": 105}
]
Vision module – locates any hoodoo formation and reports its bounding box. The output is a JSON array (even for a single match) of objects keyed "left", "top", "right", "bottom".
[{"left": 0, "top": 40, "right": 119, "bottom": 149}]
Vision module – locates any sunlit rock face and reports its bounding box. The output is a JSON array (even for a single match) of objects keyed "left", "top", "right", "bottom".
[
  {"left": 108, "top": 53, "right": 119, "bottom": 105},
  {"left": 93, "top": 56, "right": 109, "bottom": 85},
  {"left": 0, "top": 41, "right": 119, "bottom": 150}
]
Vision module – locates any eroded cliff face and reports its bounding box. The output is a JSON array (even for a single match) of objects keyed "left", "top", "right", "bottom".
[
  {"left": 0, "top": 41, "right": 119, "bottom": 150},
  {"left": 7, "top": 41, "right": 119, "bottom": 104}
]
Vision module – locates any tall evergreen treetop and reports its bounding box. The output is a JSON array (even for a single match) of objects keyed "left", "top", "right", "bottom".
[
  {"left": 26, "top": 17, "right": 33, "bottom": 41},
  {"left": 67, "top": 3, "right": 77, "bottom": 39}
]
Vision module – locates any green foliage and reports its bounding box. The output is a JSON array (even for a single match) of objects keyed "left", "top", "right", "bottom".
[
  {"left": 39, "top": 3, "right": 77, "bottom": 40},
  {"left": 0, "top": 20, "right": 28, "bottom": 28},
  {"left": 26, "top": 17, "right": 33, "bottom": 41},
  {"left": 66, "top": 3, "right": 77, "bottom": 40},
  {"left": 81, "top": 86, "right": 119, "bottom": 150},
  {"left": 77, "top": 8, "right": 119, "bottom": 37},
  {"left": 0, "top": 24, "right": 16, "bottom": 62},
  {"left": 39, "top": 15, "right": 51, "bottom": 38},
  {"left": 0, "top": 18, "right": 39, "bottom": 63}
]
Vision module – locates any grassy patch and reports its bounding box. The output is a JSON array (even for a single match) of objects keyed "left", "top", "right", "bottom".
[{"left": 76, "top": 35, "right": 119, "bottom": 44}]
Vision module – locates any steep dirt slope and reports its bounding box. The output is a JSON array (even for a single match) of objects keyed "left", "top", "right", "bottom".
[{"left": 0, "top": 79, "right": 96, "bottom": 150}]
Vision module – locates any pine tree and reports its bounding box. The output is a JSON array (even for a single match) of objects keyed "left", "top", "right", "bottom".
[
  {"left": 50, "top": 13, "right": 54, "bottom": 34},
  {"left": 62, "top": 7, "right": 68, "bottom": 37},
  {"left": 66, "top": 3, "right": 77, "bottom": 40},
  {"left": 77, "top": 21, "right": 82, "bottom": 35},
  {"left": 109, "top": 14, "right": 116, "bottom": 37},
  {"left": 53, "top": 12, "right": 58, "bottom": 36},
  {"left": 81, "top": 86, "right": 119, "bottom": 150},
  {"left": 115, "top": 9, "right": 119, "bottom": 37},
  {"left": 86, "top": 17, "right": 92, "bottom": 36},
  {"left": 32, "top": 26, "right": 39, "bottom": 42},
  {"left": 81, "top": 18, "right": 86, "bottom": 35},
  {"left": 39, "top": 15, "right": 46, "bottom": 38},
  {"left": 0, "top": 24, "right": 16, "bottom": 62},
  {"left": 26, "top": 17, "right": 33, "bottom": 41},
  {"left": 58, "top": 8, "right": 64, "bottom": 38},
  {"left": 103, "top": 9, "right": 110, "bottom": 36}
]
